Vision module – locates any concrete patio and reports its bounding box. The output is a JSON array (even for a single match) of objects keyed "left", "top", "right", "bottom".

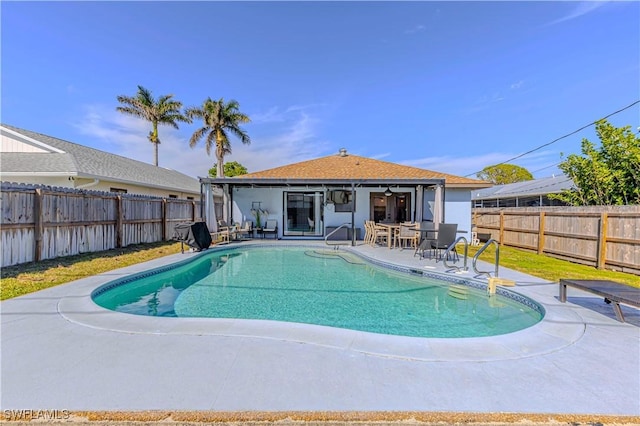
[{"left": 1, "top": 241, "right": 639, "bottom": 418}]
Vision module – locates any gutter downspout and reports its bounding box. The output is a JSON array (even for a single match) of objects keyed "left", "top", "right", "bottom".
[{"left": 76, "top": 179, "right": 100, "bottom": 189}]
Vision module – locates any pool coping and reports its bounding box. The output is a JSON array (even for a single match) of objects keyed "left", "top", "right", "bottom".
[{"left": 58, "top": 242, "right": 586, "bottom": 362}]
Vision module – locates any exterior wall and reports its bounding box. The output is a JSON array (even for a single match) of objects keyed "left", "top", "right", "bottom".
[
  {"left": 0, "top": 133, "right": 49, "bottom": 153},
  {"left": 1, "top": 175, "right": 200, "bottom": 200},
  {"left": 228, "top": 185, "right": 472, "bottom": 239},
  {"left": 443, "top": 188, "right": 473, "bottom": 236},
  {"left": 421, "top": 187, "right": 472, "bottom": 235}
]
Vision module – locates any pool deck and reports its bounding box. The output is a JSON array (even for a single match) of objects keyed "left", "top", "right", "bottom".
[{"left": 1, "top": 240, "right": 639, "bottom": 420}]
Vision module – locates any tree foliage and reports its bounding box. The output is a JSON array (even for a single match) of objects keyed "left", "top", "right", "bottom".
[
  {"left": 551, "top": 120, "right": 640, "bottom": 206},
  {"left": 209, "top": 161, "right": 248, "bottom": 177},
  {"left": 116, "top": 85, "right": 190, "bottom": 166},
  {"left": 476, "top": 164, "right": 533, "bottom": 185},
  {"left": 185, "top": 98, "right": 251, "bottom": 178}
]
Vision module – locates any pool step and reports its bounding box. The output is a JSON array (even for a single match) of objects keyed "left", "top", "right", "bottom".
[
  {"left": 307, "top": 250, "right": 366, "bottom": 265},
  {"left": 448, "top": 285, "right": 469, "bottom": 300}
]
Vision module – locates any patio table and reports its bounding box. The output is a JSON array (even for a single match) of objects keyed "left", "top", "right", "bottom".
[{"left": 376, "top": 223, "right": 400, "bottom": 249}]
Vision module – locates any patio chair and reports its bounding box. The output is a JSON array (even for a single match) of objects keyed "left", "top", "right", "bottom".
[
  {"left": 395, "top": 222, "right": 419, "bottom": 249},
  {"left": 430, "top": 223, "right": 459, "bottom": 261},
  {"left": 371, "top": 222, "right": 390, "bottom": 247},
  {"left": 235, "top": 221, "right": 253, "bottom": 240},
  {"left": 262, "top": 219, "right": 278, "bottom": 239},
  {"left": 307, "top": 217, "right": 314, "bottom": 231},
  {"left": 364, "top": 220, "right": 375, "bottom": 245},
  {"left": 414, "top": 221, "right": 437, "bottom": 259}
]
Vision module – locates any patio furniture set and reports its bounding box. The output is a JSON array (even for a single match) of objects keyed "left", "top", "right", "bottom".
[
  {"left": 211, "top": 220, "right": 279, "bottom": 244},
  {"left": 363, "top": 220, "right": 462, "bottom": 261}
]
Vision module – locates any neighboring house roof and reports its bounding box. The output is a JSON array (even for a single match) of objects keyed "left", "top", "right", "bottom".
[
  {"left": 224, "top": 149, "right": 489, "bottom": 188},
  {"left": 1, "top": 124, "right": 200, "bottom": 194},
  {"left": 472, "top": 175, "right": 574, "bottom": 200}
]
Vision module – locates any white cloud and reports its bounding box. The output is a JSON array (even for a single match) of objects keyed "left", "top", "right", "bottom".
[
  {"left": 510, "top": 80, "right": 524, "bottom": 90},
  {"left": 401, "top": 150, "right": 562, "bottom": 179},
  {"left": 404, "top": 24, "right": 426, "bottom": 34},
  {"left": 72, "top": 103, "right": 332, "bottom": 178},
  {"left": 546, "top": 1, "right": 609, "bottom": 26}
]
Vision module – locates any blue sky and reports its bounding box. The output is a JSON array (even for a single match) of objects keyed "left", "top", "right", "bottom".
[{"left": 2, "top": 1, "right": 638, "bottom": 180}]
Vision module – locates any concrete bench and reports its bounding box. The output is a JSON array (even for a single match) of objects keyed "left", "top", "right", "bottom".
[{"left": 559, "top": 279, "right": 640, "bottom": 322}]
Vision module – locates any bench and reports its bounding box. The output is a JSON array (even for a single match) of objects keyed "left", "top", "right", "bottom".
[{"left": 559, "top": 279, "right": 640, "bottom": 322}]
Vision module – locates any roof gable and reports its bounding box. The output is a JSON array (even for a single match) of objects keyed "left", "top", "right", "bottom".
[
  {"left": 239, "top": 151, "right": 488, "bottom": 187},
  {"left": 1, "top": 124, "right": 200, "bottom": 194}
]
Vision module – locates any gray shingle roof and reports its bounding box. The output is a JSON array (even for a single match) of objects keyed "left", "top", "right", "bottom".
[
  {"left": 472, "top": 175, "right": 574, "bottom": 200},
  {"left": 1, "top": 124, "right": 200, "bottom": 194}
]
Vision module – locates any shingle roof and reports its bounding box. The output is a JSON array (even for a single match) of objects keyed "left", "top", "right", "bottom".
[
  {"left": 472, "top": 175, "right": 574, "bottom": 200},
  {"left": 237, "top": 150, "right": 488, "bottom": 188},
  {"left": 1, "top": 124, "right": 200, "bottom": 194}
]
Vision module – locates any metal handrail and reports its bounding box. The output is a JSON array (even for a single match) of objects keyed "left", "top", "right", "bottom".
[
  {"left": 472, "top": 238, "right": 500, "bottom": 278},
  {"left": 443, "top": 236, "right": 468, "bottom": 272},
  {"left": 325, "top": 223, "right": 352, "bottom": 247}
]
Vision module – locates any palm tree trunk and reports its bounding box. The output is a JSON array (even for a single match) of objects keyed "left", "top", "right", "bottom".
[
  {"left": 154, "top": 143, "right": 159, "bottom": 167},
  {"left": 216, "top": 156, "right": 224, "bottom": 178},
  {"left": 153, "top": 122, "right": 159, "bottom": 166},
  {"left": 216, "top": 130, "right": 224, "bottom": 178}
]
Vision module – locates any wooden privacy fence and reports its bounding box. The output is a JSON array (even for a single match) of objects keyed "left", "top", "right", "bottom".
[
  {"left": 1, "top": 183, "right": 202, "bottom": 267},
  {"left": 472, "top": 206, "right": 640, "bottom": 276}
]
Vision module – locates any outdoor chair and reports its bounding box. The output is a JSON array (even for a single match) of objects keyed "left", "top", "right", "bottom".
[
  {"left": 364, "top": 220, "right": 375, "bottom": 245},
  {"left": 371, "top": 222, "right": 390, "bottom": 247},
  {"left": 235, "top": 221, "right": 252, "bottom": 240},
  {"left": 308, "top": 217, "right": 314, "bottom": 231},
  {"left": 430, "top": 223, "right": 459, "bottom": 261},
  {"left": 414, "top": 221, "right": 437, "bottom": 259},
  {"left": 395, "top": 222, "right": 419, "bottom": 249},
  {"left": 262, "top": 219, "right": 278, "bottom": 239}
]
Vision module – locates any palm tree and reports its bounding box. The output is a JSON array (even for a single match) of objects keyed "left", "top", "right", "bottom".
[
  {"left": 116, "top": 85, "right": 190, "bottom": 166},
  {"left": 185, "top": 98, "right": 251, "bottom": 178}
]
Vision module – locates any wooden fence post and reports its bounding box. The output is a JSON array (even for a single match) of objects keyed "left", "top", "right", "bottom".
[
  {"left": 115, "top": 196, "right": 123, "bottom": 248},
  {"left": 162, "top": 199, "right": 167, "bottom": 241},
  {"left": 537, "top": 211, "right": 546, "bottom": 255},
  {"left": 499, "top": 211, "right": 505, "bottom": 245},
  {"left": 34, "top": 188, "right": 43, "bottom": 262},
  {"left": 597, "top": 212, "right": 608, "bottom": 269}
]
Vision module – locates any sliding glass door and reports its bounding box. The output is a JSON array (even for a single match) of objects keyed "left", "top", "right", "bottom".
[{"left": 284, "top": 192, "right": 324, "bottom": 236}]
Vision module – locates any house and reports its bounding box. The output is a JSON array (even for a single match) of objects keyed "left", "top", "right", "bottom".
[
  {"left": 472, "top": 175, "right": 573, "bottom": 208},
  {"left": 200, "top": 148, "right": 490, "bottom": 239},
  {"left": 1, "top": 124, "right": 201, "bottom": 199}
]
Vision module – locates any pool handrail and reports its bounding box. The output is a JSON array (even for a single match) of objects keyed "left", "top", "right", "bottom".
[
  {"left": 443, "top": 236, "right": 468, "bottom": 272},
  {"left": 325, "top": 222, "right": 353, "bottom": 247},
  {"left": 472, "top": 238, "right": 500, "bottom": 278}
]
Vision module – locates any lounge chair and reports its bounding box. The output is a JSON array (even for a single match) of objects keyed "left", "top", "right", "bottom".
[{"left": 262, "top": 219, "right": 278, "bottom": 239}]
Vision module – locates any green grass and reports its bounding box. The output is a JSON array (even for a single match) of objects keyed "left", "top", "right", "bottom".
[
  {"left": 1, "top": 241, "right": 183, "bottom": 300},
  {"left": 1, "top": 240, "right": 638, "bottom": 301},
  {"left": 464, "top": 244, "right": 640, "bottom": 288}
]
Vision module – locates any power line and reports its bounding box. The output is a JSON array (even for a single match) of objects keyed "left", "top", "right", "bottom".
[
  {"left": 530, "top": 162, "right": 561, "bottom": 174},
  {"left": 465, "top": 100, "right": 640, "bottom": 177}
]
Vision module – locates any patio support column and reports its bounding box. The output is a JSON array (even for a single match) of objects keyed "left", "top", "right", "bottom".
[
  {"left": 351, "top": 182, "right": 356, "bottom": 246},
  {"left": 415, "top": 185, "right": 423, "bottom": 222},
  {"left": 204, "top": 183, "right": 217, "bottom": 232}
]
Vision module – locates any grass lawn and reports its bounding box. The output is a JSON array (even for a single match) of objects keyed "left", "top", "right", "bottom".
[
  {"left": 1, "top": 241, "right": 183, "bottom": 300},
  {"left": 465, "top": 244, "right": 640, "bottom": 288},
  {"left": 1, "top": 240, "right": 638, "bottom": 301}
]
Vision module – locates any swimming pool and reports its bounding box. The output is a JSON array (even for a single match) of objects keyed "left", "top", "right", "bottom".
[{"left": 92, "top": 246, "right": 543, "bottom": 338}]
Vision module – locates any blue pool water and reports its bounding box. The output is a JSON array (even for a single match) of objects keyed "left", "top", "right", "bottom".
[{"left": 92, "top": 246, "right": 543, "bottom": 338}]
